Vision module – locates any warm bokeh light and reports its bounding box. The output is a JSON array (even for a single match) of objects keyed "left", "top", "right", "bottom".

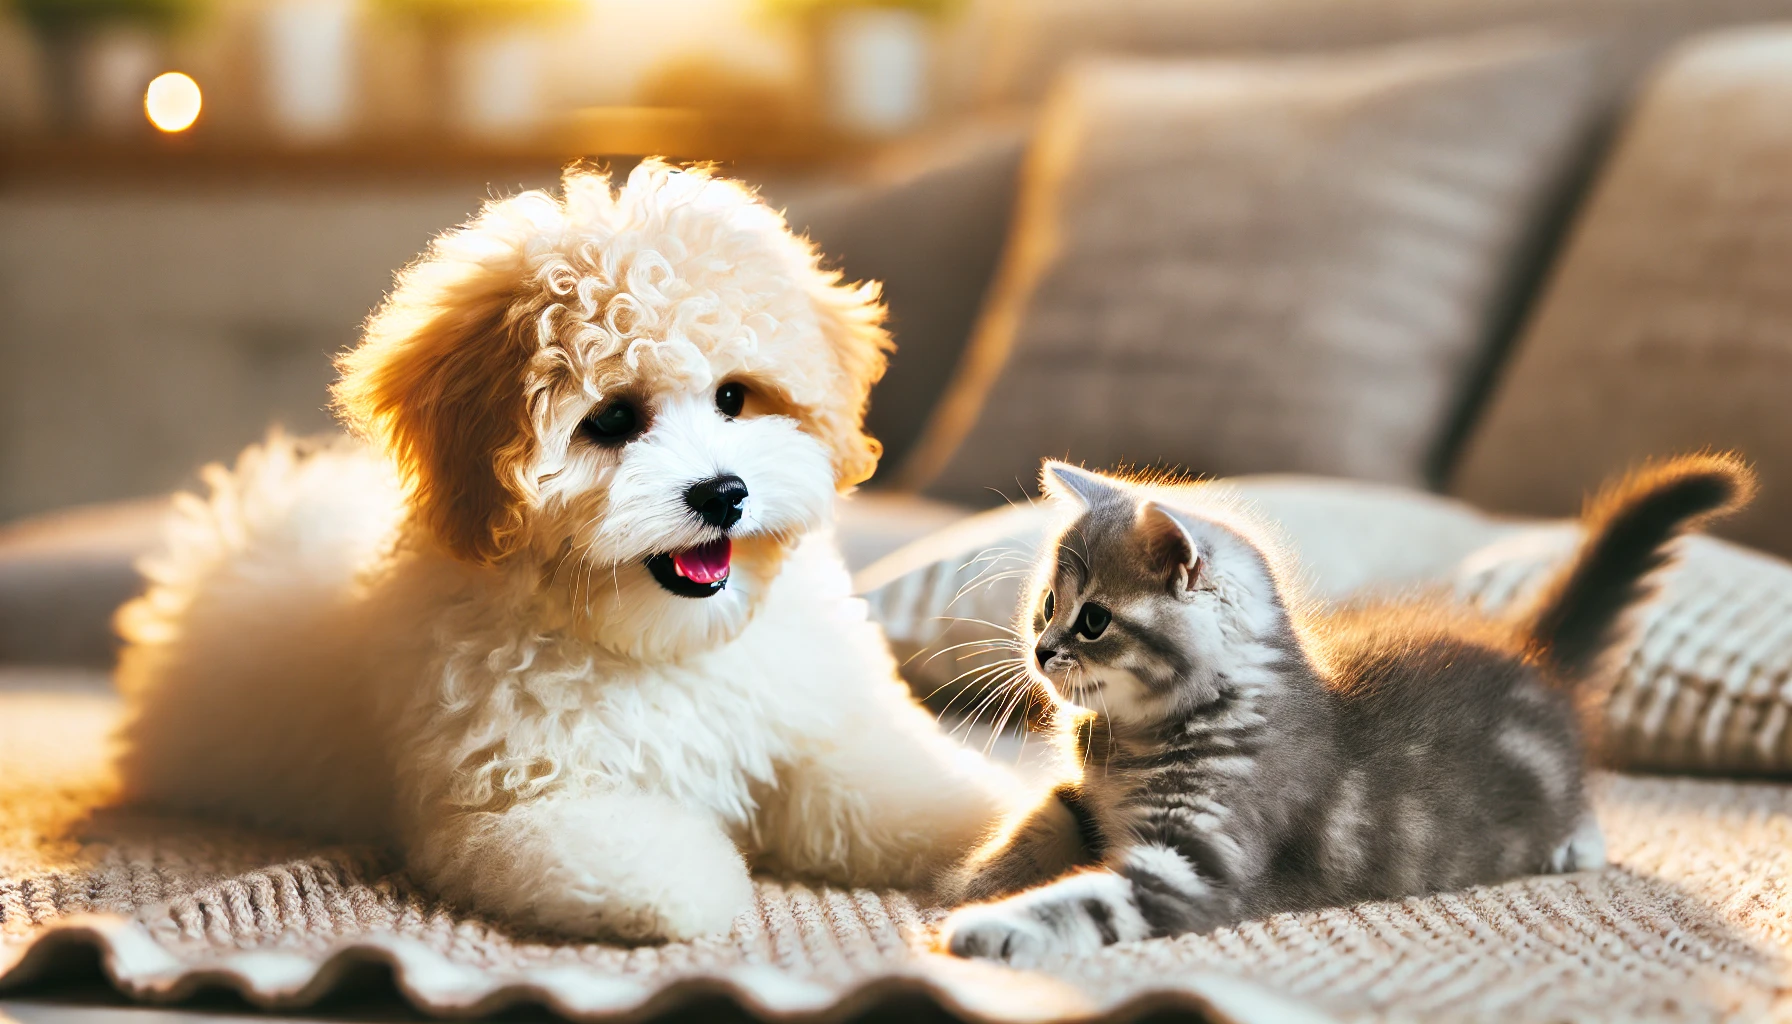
[{"left": 145, "top": 72, "right": 202, "bottom": 133}]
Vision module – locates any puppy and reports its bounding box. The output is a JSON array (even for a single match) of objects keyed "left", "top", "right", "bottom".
[{"left": 113, "top": 161, "right": 1013, "bottom": 943}]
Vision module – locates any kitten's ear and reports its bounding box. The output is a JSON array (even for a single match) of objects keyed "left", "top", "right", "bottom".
[
  {"left": 1041, "top": 461, "right": 1120, "bottom": 507},
  {"left": 1138, "top": 502, "right": 1202, "bottom": 593}
]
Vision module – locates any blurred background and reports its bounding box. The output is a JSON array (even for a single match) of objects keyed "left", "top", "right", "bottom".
[
  {"left": 0, "top": 0, "right": 1009, "bottom": 522},
  {"left": 8, "top": 0, "right": 1792, "bottom": 666}
]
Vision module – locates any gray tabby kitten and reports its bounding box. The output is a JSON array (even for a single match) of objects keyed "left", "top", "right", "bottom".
[{"left": 939, "top": 455, "right": 1751, "bottom": 967}]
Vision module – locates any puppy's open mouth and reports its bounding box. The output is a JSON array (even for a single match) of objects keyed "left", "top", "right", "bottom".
[{"left": 646, "top": 538, "right": 732, "bottom": 599}]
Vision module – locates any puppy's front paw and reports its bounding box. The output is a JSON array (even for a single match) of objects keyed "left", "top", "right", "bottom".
[
  {"left": 938, "top": 902, "right": 1054, "bottom": 968},
  {"left": 413, "top": 792, "right": 754, "bottom": 944}
]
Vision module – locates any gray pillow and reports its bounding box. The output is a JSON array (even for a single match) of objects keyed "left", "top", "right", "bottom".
[
  {"left": 859, "top": 475, "right": 1792, "bottom": 776},
  {"left": 774, "top": 122, "right": 1028, "bottom": 476},
  {"left": 1450, "top": 27, "right": 1792, "bottom": 562},
  {"left": 964, "top": 0, "right": 1792, "bottom": 108},
  {"left": 898, "top": 35, "right": 1601, "bottom": 505}
]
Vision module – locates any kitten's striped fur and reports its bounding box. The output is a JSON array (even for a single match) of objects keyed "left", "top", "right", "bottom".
[{"left": 940, "top": 455, "right": 1752, "bottom": 967}]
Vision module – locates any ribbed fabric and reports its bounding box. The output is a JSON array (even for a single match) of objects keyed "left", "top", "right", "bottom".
[
  {"left": 1459, "top": 529, "right": 1792, "bottom": 775},
  {"left": 5, "top": 682, "right": 1792, "bottom": 1021}
]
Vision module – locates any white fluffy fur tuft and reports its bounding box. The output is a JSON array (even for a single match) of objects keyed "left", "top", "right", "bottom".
[{"left": 115, "top": 162, "right": 1013, "bottom": 943}]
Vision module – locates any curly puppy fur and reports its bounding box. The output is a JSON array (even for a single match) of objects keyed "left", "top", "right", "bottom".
[{"left": 113, "top": 161, "right": 1015, "bottom": 943}]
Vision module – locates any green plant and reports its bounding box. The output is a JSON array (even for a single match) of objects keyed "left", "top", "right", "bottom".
[
  {"left": 375, "top": 0, "right": 578, "bottom": 29},
  {"left": 10, "top": 0, "right": 207, "bottom": 32},
  {"left": 761, "top": 0, "right": 967, "bottom": 22}
]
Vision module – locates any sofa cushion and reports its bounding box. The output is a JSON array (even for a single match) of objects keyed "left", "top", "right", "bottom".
[
  {"left": 835, "top": 489, "right": 976, "bottom": 572},
  {"left": 966, "top": 0, "right": 1792, "bottom": 108},
  {"left": 0, "top": 499, "right": 168, "bottom": 667},
  {"left": 859, "top": 473, "right": 1792, "bottom": 777},
  {"left": 900, "top": 34, "right": 1602, "bottom": 505},
  {"left": 1451, "top": 27, "right": 1792, "bottom": 561},
  {"left": 774, "top": 120, "right": 1030, "bottom": 477}
]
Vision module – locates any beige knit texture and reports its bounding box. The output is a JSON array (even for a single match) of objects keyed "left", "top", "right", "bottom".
[{"left": 5, "top": 672, "right": 1792, "bottom": 1022}]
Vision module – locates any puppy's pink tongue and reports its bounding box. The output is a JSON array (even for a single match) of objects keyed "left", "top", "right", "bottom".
[{"left": 672, "top": 538, "right": 732, "bottom": 584}]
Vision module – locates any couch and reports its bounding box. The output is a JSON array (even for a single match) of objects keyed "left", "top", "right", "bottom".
[{"left": 9, "top": 5, "right": 1792, "bottom": 1022}]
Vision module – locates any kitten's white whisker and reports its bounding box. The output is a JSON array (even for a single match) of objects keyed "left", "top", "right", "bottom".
[
  {"left": 929, "top": 615, "right": 1025, "bottom": 638},
  {"left": 930, "top": 657, "right": 1028, "bottom": 713},
  {"left": 957, "top": 675, "right": 1030, "bottom": 746},
  {"left": 953, "top": 665, "right": 1031, "bottom": 738},
  {"left": 985, "top": 681, "right": 1034, "bottom": 753},
  {"left": 947, "top": 570, "right": 1036, "bottom": 610},
  {"left": 1095, "top": 685, "right": 1114, "bottom": 780},
  {"left": 913, "top": 637, "right": 1027, "bottom": 667}
]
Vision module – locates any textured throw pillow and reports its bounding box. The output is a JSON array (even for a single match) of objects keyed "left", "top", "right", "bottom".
[
  {"left": 776, "top": 120, "right": 1028, "bottom": 475},
  {"left": 1450, "top": 27, "right": 1792, "bottom": 561},
  {"left": 900, "top": 35, "right": 1601, "bottom": 505},
  {"left": 966, "top": 0, "right": 1792, "bottom": 108},
  {"left": 1454, "top": 527, "right": 1792, "bottom": 774},
  {"left": 858, "top": 475, "right": 1792, "bottom": 776}
]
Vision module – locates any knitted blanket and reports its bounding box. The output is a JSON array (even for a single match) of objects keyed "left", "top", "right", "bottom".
[{"left": 2, "top": 673, "right": 1790, "bottom": 1023}]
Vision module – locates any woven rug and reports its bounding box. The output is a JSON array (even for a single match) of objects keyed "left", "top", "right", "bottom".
[{"left": 3, "top": 673, "right": 1791, "bottom": 1023}]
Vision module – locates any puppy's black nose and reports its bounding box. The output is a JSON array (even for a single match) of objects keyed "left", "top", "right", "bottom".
[
  {"left": 1035, "top": 646, "right": 1058, "bottom": 669},
  {"left": 685, "top": 475, "right": 748, "bottom": 530}
]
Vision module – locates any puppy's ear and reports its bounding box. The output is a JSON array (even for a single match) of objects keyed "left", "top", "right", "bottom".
[
  {"left": 334, "top": 199, "right": 550, "bottom": 566},
  {"left": 803, "top": 268, "right": 892, "bottom": 489}
]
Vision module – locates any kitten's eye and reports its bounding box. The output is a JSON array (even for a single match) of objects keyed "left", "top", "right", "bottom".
[
  {"left": 1042, "top": 591, "right": 1055, "bottom": 621},
  {"left": 716, "top": 382, "right": 747, "bottom": 418},
  {"left": 1075, "top": 602, "right": 1110, "bottom": 640},
  {"left": 580, "top": 400, "right": 641, "bottom": 444}
]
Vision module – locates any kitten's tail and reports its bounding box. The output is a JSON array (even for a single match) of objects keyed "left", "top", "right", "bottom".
[{"left": 1525, "top": 451, "right": 1755, "bottom": 682}]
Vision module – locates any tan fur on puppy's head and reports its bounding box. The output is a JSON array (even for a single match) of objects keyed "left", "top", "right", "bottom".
[{"left": 334, "top": 160, "right": 890, "bottom": 568}]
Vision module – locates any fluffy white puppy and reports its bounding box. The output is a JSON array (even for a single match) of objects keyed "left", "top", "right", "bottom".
[{"left": 113, "top": 161, "right": 1013, "bottom": 943}]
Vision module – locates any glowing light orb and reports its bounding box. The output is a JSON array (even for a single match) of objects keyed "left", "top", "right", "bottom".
[{"left": 145, "top": 72, "right": 202, "bottom": 132}]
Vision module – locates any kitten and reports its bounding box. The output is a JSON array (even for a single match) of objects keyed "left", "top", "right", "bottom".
[{"left": 939, "top": 455, "right": 1752, "bottom": 967}]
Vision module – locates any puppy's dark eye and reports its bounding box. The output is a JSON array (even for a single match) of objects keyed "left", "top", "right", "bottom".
[
  {"left": 580, "top": 400, "right": 641, "bottom": 444},
  {"left": 716, "top": 382, "right": 747, "bottom": 418},
  {"left": 1042, "top": 591, "right": 1055, "bottom": 622},
  {"left": 1075, "top": 602, "right": 1110, "bottom": 640}
]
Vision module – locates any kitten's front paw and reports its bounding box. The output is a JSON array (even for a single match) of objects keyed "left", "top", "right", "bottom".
[
  {"left": 939, "top": 903, "right": 1055, "bottom": 968},
  {"left": 1547, "top": 814, "right": 1607, "bottom": 873}
]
